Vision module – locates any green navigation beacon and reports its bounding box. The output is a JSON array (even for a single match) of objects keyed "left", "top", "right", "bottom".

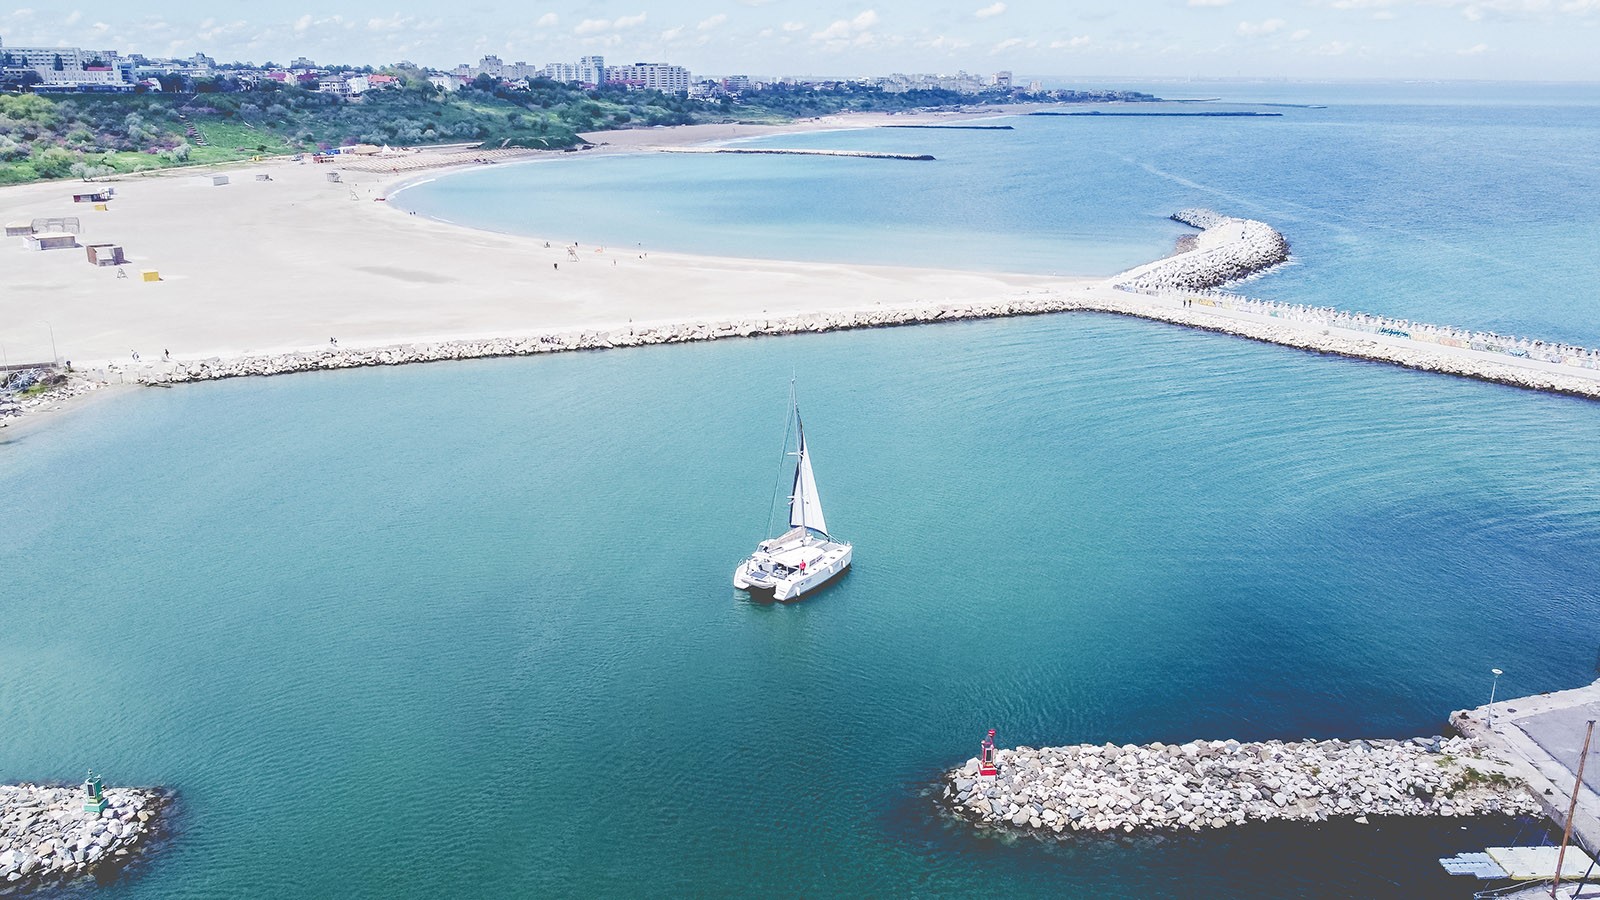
[{"left": 83, "top": 769, "right": 108, "bottom": 814}]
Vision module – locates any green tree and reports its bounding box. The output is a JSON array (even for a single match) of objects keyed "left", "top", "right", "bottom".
[{"left": 32, "top": 146, "right": 75, "bottom": 178}]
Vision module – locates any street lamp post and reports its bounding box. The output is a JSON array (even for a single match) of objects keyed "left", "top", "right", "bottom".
[
  {"left": 1488, "top": 668, "right": 1504, "bottom": 731},
  {"left": 38, "top": 321, "right": 57, "bottom": 366}
]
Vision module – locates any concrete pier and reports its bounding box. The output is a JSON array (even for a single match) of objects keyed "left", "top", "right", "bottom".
[{"left": 1452, "top": 678, "right": 1600, "bottom": 856}]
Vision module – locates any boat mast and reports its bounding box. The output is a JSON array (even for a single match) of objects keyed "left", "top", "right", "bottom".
[{"left": 792, "top": 385, "right": 806, "bottom": 538}]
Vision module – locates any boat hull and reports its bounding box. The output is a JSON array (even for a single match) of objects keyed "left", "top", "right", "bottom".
[{"left": 734, "top": 543, "right": 852, "bottom": 601}]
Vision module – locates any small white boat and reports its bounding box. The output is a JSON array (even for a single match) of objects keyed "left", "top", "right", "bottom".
[{"left": 733, "top": 389, "right": 852, "bottom": 602}]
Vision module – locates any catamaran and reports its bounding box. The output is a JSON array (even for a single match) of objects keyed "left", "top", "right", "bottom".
[{"left": 733, "top": 391, "right": 852, "bottom": 602}]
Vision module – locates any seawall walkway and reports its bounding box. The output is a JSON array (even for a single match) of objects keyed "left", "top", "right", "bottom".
[{"left": 1453, "top": 678, "right": 1600, "bottom": 855}]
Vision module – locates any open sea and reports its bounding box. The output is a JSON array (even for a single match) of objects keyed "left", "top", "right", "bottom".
[{"left": 5, "top": 81, "right": 1600, "bottom": 897}]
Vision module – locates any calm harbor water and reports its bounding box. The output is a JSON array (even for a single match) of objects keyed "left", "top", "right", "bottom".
[
  {"left": 4, "top": 315, "right": 1599, "bottom": 897},
  {"left": 6, "top": 82, "right": 1600, "bottom": 897}
]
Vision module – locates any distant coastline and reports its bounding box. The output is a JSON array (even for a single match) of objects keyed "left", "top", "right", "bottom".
[{"left": 1031, "top": 111, "right": 1284, "bottom": 118}]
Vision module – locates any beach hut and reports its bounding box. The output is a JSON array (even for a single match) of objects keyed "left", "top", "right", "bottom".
[
  {"left": 5, "top": 222, "right": 31, "bottom": 237},
  {"left": 31, "top": 216, "right": 80, "bottom": 234},
  {"left": 25, "top": 233, "right": 78, "bottom": 251},
  {"left": 85, "top": 244, "right": 126, "bottom": 266},
  {"left": 211, "top": 175, "right": 230, "bottom": 186},
  {"left": 26, "top": 233, "right": 77, "bottom": 250}
]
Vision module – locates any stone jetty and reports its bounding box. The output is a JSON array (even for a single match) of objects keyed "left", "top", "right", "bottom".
[
  {"left": 943, "top": 735, "right": 1539, "bottom": 835},
  {"left": 1115, "top": 208, "right": 1291, "bottom": 293},
  {"left": 0, "top": 782, "right": 165, "bottom": 894},
  {"left": 655, "top": 147, "right": 936, "bottom": 161}
]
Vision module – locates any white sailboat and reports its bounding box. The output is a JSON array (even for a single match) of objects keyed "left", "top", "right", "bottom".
[{"left": 733, "top": 391, "right": 853, "bottom": 602}]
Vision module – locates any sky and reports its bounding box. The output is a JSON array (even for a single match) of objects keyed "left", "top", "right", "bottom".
[{"left": 2, "top": 0, "right": 1597, "bottom": 82}]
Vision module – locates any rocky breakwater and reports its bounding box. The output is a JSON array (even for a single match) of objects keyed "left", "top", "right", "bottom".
[
  {"left": 657, "top": 147, "right": 936, "bottom": 161},
  {"left": 133, "top": 299, "right": 1091, "bottom": 385},
  {"left": 943, "top": 735, "right": 1538, "bottom": 835},
  {"left": 0, "top": 370, "right": 107, "bottom": 427},
  {"left": 0, "top": 783, "right": 167, "bottom": 894},
  {"left": 1116, "top": 208, "right": 1290, "bottom": 293}
]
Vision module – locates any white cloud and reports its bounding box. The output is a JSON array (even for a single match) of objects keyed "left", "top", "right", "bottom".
[
  {"left": 1188, "top": 0, "right": 1235, "bottom": 7},
  {"left": 698, "top": 13, "right": 727, "bottom": 30},
  {"left": 975, "top": 2, "right": 1007, "bottom": 18},
  {"left": 63, "top": 10, "right": 81, "bottom": 25},
  {"left": 1329, "top": 0, "right": 1395, "bottom": 8},
  {"left": 1313, "top": 39, "right": 1353, "bottom": 53},
  {"left": 292, "top": 13, "right": 312, "bottom": 33},
  {"left": 1290, "top": 27, "right": 1312, "bottom": 39},
  {"left": 536, "top": 12, "right": 558, "bottom": 27},
  {"left": 921, "top": 34, "right": 973, "bottom": 49},
  {"left": 782, "top": 20, "right": 806, "bottom": 31},
  {"left": 1236, "top": 17, "right": 1287, "bottom": 35},
  {"left": 813, "top": 9, "right": 878, "bottom": 40},
  {"left": 660, "top": 25, "right": 685, "bottom": 40},
  {"left": 1458, "top": 41, "right": 1489, "bottom": 52},
  {"left": 574, "top": 12, "right": 645, "bottom": 34},
  {"left": 993, "top": 36, "right": 1025, "bottom": 51},
  {"left": 1050, "top": 35, "right": 1091, "bottom": 48}
]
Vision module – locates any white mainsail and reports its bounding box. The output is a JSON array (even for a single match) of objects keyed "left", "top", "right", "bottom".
[{"left": 788, "top": 418, "right": 828, "bottom": 536}]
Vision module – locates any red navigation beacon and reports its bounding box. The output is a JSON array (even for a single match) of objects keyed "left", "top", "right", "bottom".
[{"left": 979, "top": 728, "right": 999, "bottom": 778}]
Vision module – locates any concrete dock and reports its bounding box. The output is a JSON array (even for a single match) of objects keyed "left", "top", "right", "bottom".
[{"left": 1452, "top": 678, "right": 1600, "bottom": 856}]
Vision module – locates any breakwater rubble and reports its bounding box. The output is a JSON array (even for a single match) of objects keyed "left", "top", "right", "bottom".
[
  {"left": 880, "top": 124, "right": 1014, "bottom": 130},
  {"left": 0, "top": 370, "right": 105, "bottom": 426},
  {"left": 1116, "top": 209, "right": 1291, "bottom": 293},
  {"left": 0, "top": 783, "right": 167, "bottom": 894},
  {"left": 655, "top": 147, "right": 936, "bottom": 161},
  {"left": 942, "top": 736, "right": 1538, "bottom": 835}
]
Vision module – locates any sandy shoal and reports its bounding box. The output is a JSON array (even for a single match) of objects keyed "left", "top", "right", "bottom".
[{"left": 0, "top": 110, "right": 1081, "bottom": 367}]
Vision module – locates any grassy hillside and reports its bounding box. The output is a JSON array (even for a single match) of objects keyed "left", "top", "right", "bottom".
[
  {"left": 0, "top": 78, "right": 1152, "bottom": 185},
  {"left": 0, "top": 79, "right": 696, "bottom": 184}
]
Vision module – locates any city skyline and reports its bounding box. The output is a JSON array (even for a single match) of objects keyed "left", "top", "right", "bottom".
[{"left": 3, "top": 0, "right": 1598, "bottom": 82}]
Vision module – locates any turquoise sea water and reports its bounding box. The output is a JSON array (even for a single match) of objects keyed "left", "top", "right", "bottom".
[
  {"left": 5, "top": 83, "right": 1600, "bottom": 897},
  {"left": 395, "top": 81, "right": 1600, "bottom": 345}
]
